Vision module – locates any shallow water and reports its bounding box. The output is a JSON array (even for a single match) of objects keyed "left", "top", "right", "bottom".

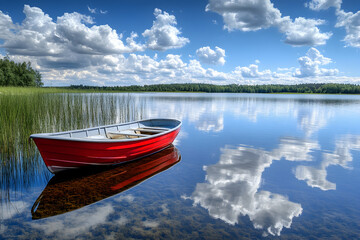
[{"left": 1, "top": 93, "right": 360, "bottom": 239}]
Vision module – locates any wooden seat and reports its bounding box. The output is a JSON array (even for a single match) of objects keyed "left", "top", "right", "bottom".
[
  {"left": 131, "top": 128, "right": 166, "bottom": 133},
  {"left": 141, "top": 127, "right": 169, "bottom": 130},
  {"left": 107, "top": 132, "right": 148, "bottom": 139}
]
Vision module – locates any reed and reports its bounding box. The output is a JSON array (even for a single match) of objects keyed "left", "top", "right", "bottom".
[{"left": 0, "top": 89, "right": 145, "bottom": 199}]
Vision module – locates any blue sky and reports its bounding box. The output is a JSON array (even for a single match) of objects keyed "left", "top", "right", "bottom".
[{"left": 0, "top": 0, "right": 359, "bottom": 86}]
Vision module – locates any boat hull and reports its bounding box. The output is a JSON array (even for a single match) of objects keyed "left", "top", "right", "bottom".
[{"left": 31, "top": 119, "right": 181, "bottom": 173}]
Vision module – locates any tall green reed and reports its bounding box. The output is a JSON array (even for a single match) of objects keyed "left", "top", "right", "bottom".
[{"left": 0, "top": 90, "right": 145, "bottom": 200}]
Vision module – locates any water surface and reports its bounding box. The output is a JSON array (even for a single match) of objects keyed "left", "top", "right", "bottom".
[{"left": 1, "top": 93, "right": 360, "bottom": 239}]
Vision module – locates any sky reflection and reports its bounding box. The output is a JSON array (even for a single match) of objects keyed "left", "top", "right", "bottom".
[{"left": 1, "top": 93, "right": 360, "bottom": 239}]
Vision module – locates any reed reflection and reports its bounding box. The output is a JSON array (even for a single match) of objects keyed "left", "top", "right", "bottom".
[{"left": 31, "top": 145, "right": 180, "bottom": 220}]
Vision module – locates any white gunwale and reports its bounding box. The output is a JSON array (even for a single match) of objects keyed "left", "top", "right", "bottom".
[{"left": 29, "top": 118, "right": 181, "bottom": 143}]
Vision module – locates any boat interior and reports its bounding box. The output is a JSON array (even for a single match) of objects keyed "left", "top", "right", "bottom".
[
  {"left": 105, "top": 126, "right": 169, "bottom": 139},
  {"left": 45, "top": 119, "right": 180, "bottom": 140}
]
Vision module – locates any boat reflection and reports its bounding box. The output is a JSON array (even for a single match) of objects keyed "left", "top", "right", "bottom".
[{"left": 31, "top": 145, "right": 181, "bottom": 220}]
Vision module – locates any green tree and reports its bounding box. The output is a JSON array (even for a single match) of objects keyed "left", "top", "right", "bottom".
[{"left": 0, "top": 58, "right": 43, "bottom": 87}]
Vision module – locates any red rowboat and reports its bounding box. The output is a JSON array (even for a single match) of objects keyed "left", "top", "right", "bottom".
[
  {"left": 31, "top": 145, "right": 181, "bottom": 219},
  {"left": 30, "top": 118, "right": 181, "bottom": 174}
]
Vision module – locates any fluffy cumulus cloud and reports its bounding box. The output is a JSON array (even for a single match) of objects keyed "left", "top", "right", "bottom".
[
  {"left": 233, "top": 64, "right": 273, "bottom": 79},
  {"left": 336, "top": 9, "right": 360, "bottom": 48},
  {"left": 205, "top": 0, "right": 281, "bottom": 31},
  {"left": 196, "top": 46, "right": 225, "bottom": 65},
  {"left": 56, "top": 12, "right": 144, "bottom": 55},
  {"left": 2, "top": 5, "right": 58, "bottom": 56},
  {"left": 294, "top": 48, "right": 338, "bottom": 78},
  {"left": 306, "top": 0, "right": 360, "bottom": 48},
  {"left": 142, "top": 8, "right": 189, "bottom": 51},
  {"left": 206, "top": 0, "right": 332, "bottom": 46},
  {"left": 306, "top": 0, "right": 342, "bottom": 10},
  {"left": 278, "top": 17, "right": 332, "bottom": 46},
  {"left": 0, "top": 5, "right": 358, "bottom": 86},
  {"left": 1, "top": 5, "right": 144, "bottom": 64},
  {"left": 0, "top": 10, "right": 16, "bottom": 39},
  {"left": 0, "top": 5, "right": 190, "bottom": 63}
]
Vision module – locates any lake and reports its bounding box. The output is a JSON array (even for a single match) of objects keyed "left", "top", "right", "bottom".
[{"left": 1, "top": 92, "right": 360, "bottom": 239}]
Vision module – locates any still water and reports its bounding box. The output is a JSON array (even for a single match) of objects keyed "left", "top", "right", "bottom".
[{"left": 1, "top": 93, "right": 360, "bottom": 239}]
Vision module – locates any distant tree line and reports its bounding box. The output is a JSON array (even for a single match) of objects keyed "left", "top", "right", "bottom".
[
  {"left": 68, "top": 83, "right": 360, "bottom": 94},
  {"left": 0, "top": 57, "right": 43, "bottom": 87}
]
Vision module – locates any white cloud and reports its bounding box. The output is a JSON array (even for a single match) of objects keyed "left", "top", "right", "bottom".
[
  {"left": 205, "top": 0, "right": 281, "bottom": 31},
  {"left": 1, "top": 5, "right": 359, "bottom": 86},
  {"left": 142, "top": 8, "right": 189, "bottom": 51},
  {"left": 2, "top": 5, "right": 59, "bottom": 57},
  {"left": 294, "top": 48, "right": 338, "bottom": 78},
  {"left": 1, "top": 5, "right": 145, "bottom": 61},
  {"left": 306, "top": 0, "right": 342, "bottom": 11},
  {"left": 206, "top": 0, "right": 332, "bottom": 46},
  {"left": 336, "top": 9, "right": 360, "bottom": 48},
  {"left": 87, "top": 5, "right": 107, "bottom": 15},
  {"left": 5, "top": 49, "right": 358, "bottom": 86},
  {"left": 196, "top": 46, "right": 225, "bottom": 65},
  {"left": 159, "top": 54, "right": 186, "bottom": 69},
  {"left": 56, "top": 12, "right": 143, "bottom": 55},
  {"left": 233, "top": 64, "right": 273, "bottom": 79},
  {"left": 87, "top": 6, "right": 96, "bottom": 14},
  {"left": 278, "top": 17, "right": 332, "bottom": 46},
  {"left": 306, "top": 0, "right": 360, "bottom": 48},
  {"left": 0, "top": 10, "right": 15, "bottom": 39}
]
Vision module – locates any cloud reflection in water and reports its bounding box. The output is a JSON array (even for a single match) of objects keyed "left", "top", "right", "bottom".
[
  {"left": 187, "top": 139, "right": 320, "bottom": 236},
  {"left": 295, "top": 135, "right": 360, "bottom": 190},
  {"left": 30, "top": 202, "right": 116, "bottom": 239}
]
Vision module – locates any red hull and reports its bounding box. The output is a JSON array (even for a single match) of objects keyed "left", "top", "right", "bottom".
[{"left": 32, "top": 127, "right": 180, "bottom": 173}]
